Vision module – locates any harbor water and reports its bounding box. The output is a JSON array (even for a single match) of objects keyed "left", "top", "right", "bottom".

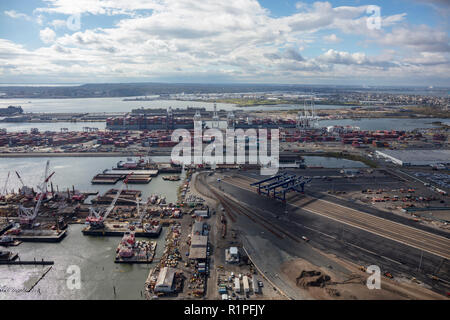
[
  {"left": 0, "top": 157, "right": 183, "bottom": 203},
  {"left": 0, "top": 224, "right": 168, "bottom": 300},
  {"left": 0, "top": 155, "right": 179, "bottom": 299},
  {"left": 0, "top": 98, "right": 236, "bottom": 113}
]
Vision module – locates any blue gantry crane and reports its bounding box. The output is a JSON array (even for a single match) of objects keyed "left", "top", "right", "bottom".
[{"left": 250, "top": 173, "right": 311, "bottom": 202}]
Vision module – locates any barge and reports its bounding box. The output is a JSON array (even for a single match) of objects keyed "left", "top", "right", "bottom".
[
  {"left": 114, "top": 231, "right": 157, "bottom": 264},
  {"left": 6, "top": 229, "right": 67, "bottom": 243},
  {"left": 82, "top": 222, "right": 162, "bottom": 238}
]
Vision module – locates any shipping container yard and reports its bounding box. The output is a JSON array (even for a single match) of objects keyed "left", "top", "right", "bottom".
[{"left": 0, "top": 102, "right": 449, "bottom": 302}]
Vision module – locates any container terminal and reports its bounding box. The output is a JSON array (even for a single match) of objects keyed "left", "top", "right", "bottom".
[{"left": 0, "top": 110, "right": 448, "bottom": 300}]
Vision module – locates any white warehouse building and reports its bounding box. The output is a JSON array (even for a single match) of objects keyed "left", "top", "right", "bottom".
[{"left": 375, "top": 150, "right": 450, "bottom": 166}]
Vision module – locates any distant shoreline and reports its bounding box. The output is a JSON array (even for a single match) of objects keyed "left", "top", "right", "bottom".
[{"left": 0, "top": 152, "right": 133, "bottom": 158}]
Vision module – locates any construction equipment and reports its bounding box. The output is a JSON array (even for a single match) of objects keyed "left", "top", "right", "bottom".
[
  {"left": 15, "top": 171, "right": 34, "bottom": 197},
  {"left": 86, "top": 173, "right": 134, "bottom": 228},
  {"left": 18, "top": 161, "right": 55, "bottom": 228},
  {"left": 86, "top": 176, "right": 131, "bottom": 229},
  {"left": 136, "top": 196, "right": 150, "bottom": 226},
  {"left": 1, "top": 171, "right": 10, "bottom": 198},
  {"left": 15, "top": 171, "right": 25, "bottom": 188}
]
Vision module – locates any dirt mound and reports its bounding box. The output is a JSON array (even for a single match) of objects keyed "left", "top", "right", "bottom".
[{"left": 296, "top": 270, "right": 332, "bottom": 288}]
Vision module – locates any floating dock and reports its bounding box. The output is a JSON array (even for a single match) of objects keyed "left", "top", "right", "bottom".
[
  {"left": 91, "top": 189, "right": 142, "bottom": 205},
  {"left": 125, "top": 174, "right": 152, "bottom": 184},
  {"left": 10, "top": 229, "right": 67, "bottom": 243},
  {"left": 82, "top": 225, "right": 162, "bottom": 238},
  {"left": 91, "top": 173, "right": 124, "bottom": 184},
  {"left": 105, "top": 169, "right": 159, "bottom": 177}
]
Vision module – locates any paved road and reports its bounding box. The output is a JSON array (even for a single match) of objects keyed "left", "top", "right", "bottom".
[
  {"left": 209, "top": 173, "right": 450, "bottom": 295},
  {"left": 226, "top": 174, "right": 450, "bottom": 260}
]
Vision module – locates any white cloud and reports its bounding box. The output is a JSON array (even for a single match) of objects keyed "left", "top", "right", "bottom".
[
  {"left": 323, "top": 33, "right": 341, "bottom": 43},
  {"left": 4, "top": 10, "right": 32, "bottom": 21},
  {"left": 40, "top": 27, "right": 56, "bottom": 44},
  {"left": 0, "top": 1, "right": 447, "bottom": 85},
  {"left": 50, "top": 19, "right": 68, "bottom": 29},
  {"left": 374, "top": 25, "right": 450, "bottom": 53},
  {"left": 36, "top": 0, "right": 163, "bottom": 15}
]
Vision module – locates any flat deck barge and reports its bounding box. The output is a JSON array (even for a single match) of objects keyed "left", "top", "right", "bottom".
[
  {"left": 82, "top": 226, "right": 162, "bottom": 238},
  {"left": 115, "top": 240, "right": 157, "bottom": 264},
  {"left": 10, "top": 230, "right": 67, "bottom": 242}
]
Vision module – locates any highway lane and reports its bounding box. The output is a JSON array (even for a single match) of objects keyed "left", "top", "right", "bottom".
[{"left": 221, "top": 175, "right": 450, "bottom": 260}]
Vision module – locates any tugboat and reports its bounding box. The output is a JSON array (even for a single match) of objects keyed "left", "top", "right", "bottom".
[{"left": 162, "top": 175, "right": 181, "bottom": 181}]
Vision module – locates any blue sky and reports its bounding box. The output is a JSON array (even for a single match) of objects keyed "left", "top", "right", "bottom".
[{"left": 0, "top": 0, "right": 449, "bottom": 85}]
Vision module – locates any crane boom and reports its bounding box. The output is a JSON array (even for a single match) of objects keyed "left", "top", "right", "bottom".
[
  {"left": 15, "top": 171, "right": 25, "bottom": 187},
  {"left": 102, "top": 182, "right": 126, "bottom": 220},
  {"left": 2, "top": 171, "right": 10, "bottom": 195},
  {"left": 18, "top": 161, "right": 54, "bottom": 225},
  {"left": 43, "top": 160, "right": 50, "bottom": 193}
]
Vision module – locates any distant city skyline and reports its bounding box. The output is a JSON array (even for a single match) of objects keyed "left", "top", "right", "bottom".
[{"left": 1, "top": 0, "right": 449, "bottom": 86}]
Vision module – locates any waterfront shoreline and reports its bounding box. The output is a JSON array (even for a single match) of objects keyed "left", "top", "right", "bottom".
[{"left": 0, "top": 152, "right": 133, "bottom": 158}]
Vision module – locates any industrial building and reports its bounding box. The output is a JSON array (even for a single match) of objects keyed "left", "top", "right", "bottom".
[
  {"left": 375, "top": 149, "right": 450, "bottom": 166},
  {"left": 189, "top": 235, "right": 208, "bottom": 261},
  {"left": 154, "top": 267, "right": 176, "bottom": 293},
  {"left": 194, "top": 209, "right": 209, "bottom": 218},
  {"left": 225, "top": 246, "right": 239, "bottom": 264},
  {"left": 191, "top": 221, "right": 205, "bottom": 236}
]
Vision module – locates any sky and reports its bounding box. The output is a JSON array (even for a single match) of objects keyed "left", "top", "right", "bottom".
[{"left": 0, "top": 0, "right": 449, "bottom": 86}]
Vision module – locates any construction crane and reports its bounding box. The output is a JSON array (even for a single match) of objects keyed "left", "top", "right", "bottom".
[
  {"left": 86, "top": 174, "right": 132, "bottom": 229},
  {"left": 15, "top": 171, "right": 25, "bottom": 188},
  {"left": 114, "top": 195, "right": 149, "bottom": 229},
  {"left": 1, "top": 171, "right": 10, "bottom": 199},
  {"left": 18, "top": 161, "right": 55, "bottom": 227},
  {"left": 136, "top": 196, "right": 150, "bottom": 226},
  {"left": 15, "top": 170, "right": 33, "bottom": 198}
]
